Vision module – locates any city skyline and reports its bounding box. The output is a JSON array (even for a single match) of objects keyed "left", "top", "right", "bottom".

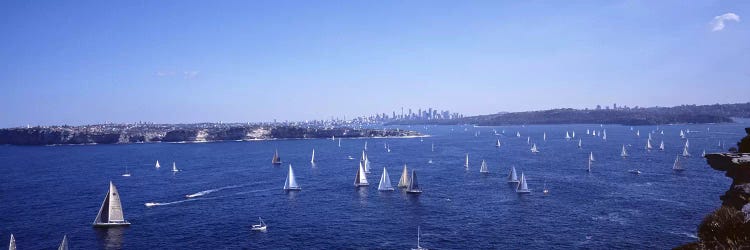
[{"left": 1, "top": 1, "right": 748, "bottom": 127}]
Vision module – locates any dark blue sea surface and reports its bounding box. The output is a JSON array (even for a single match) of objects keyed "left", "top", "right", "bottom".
[{"left": 0, "top": 124, "right": 746, "bottom": 249}]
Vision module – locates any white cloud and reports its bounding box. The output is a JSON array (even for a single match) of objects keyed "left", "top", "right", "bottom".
[
  {"left": 183, "top": 71, "right": 199, "bottom": 79},
  {"left": 711, "top": 13, "right": 740, "bottom": 31}
]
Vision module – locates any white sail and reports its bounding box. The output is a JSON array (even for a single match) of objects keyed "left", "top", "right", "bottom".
[
  {"left": 572, "top": 131, "right": 576, "bottom": 138},
  {"left": 621, "top": 145, "right": 628, "bottom": 157},
  {"left": 543, "top": 132, "right": 547, "bottom": 141},
  {"left": 680, "top": 130, "right": 685, "bottom": 138},
  {"left": 354, "top": 162, "right": 369, "bottom": 186},
  {"left": 495, "top": 139, "right": 501, "bottom": 147},
  {"left": 284, "top": 164, "right": 301, "bottom": 190},
  {"left": 659, "top": 141, "right": 665, "bottom": 151},
  {"left": 602, "top": 130, "right": 607, "bottom": 140},
  {"left": 311, "top": 149, "right": 315, "bottom": 163},
  {"left": 592, "top": 130, "right": 597, "bottom": 136},
  {"left": 398, "top": 164, "right": 410, "bottom": 188},
  {"left": 155, "top": 160, "right": 160, "bottom": 169},
  {"left": 480, "top": 160, "right": 489, "bottom": 173},
  {"left": 58, "top": 235, "right": 69, "bottom": 250},
  {"left": 578, "top": 139, "right": 582, "bottom": 148},
  {"left": 431, "top": 143, "right": 435, "bottom": 152},
  {"left": 172, "top": 162, "right": 179, "bottom": 172},
  {"left": 93, "top": 181, "right": 130, "bottom": 226},
  {"left": 516, "top": 131, "right": 521, "bottom": 138},
  {"left": 673, "top": 155, "right": 684, "bottom": 171},
  {"left": 464, "top": 153, "right": 469, "bottom": 169},
  {"left": 587, "top": 158, "right": 592, "bottom": 172},
  {"left": 685, "top": 139, "right": 690, "bottom": 148},
  {"left": 586, "top": 129, "right": 590, "bottom": 135},
  {"left": 378, "top": 167, "right": 394, "bottom": 191},
  {"left": 361, "top": 150, "right": 371, "bottom": 173},
  {"left": 527, "top": 136, "right": 531, "bottom": 145},
  {"left": 636, "top": 130, "right": 640, "bottom": 137},
  {"left": 682, "top": 146, "right": 691, "bottom": 157},
  {"left": 507, "top": 166, "right": 519, "bottom": 183},
  {"left": 565, "top": 131, "right": 571, "bottom": 140},
  {"left": 9, "top": 234, "right": 16, "bottom": 250},
  {"left": 338, "top": 138, "right": 341, "bottom": 147},
  {"left": 530, "top": 143, "right": 539, "bottom": 153},
  {"left": 516, "top": 172, "right": 530, "bottom": 193},
  {"left": 646, "top": 139, "right": 652, "bottom": 150},
  {"left": 589, "top": 152, "right": 595, "bottom": 162},
  {"left": 702, "top": 150, "right": 706, "bottom": 157},
  {"left": 364, "top": 141, "right": 368, "bottom": 150}
]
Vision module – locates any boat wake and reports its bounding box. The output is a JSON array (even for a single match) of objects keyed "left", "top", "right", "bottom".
[
  {"left": 145, "top": 199, "right": 195, "bottom": 207},
  {"left": 185, "top": 185, "right": 243, "bottom": 198}
]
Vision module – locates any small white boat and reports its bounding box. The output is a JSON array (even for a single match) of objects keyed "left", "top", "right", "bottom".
[
  {"left": 251, "top": 217, "right": 267, "bottom": 231},
  {"left": 495, "top": 139, "right": 501, "bottom": 147},
  {"left": 122, "top": 166, "right": 131, "bottom": 177},
  {"left": 378, "top": 167, "right": 394, "bottom": 191},
  {"left": 702, "top": 150, "right": 706, "bottom": 157},
  {"left": 530, "top": 143, "right": 539, "bottom": 153},
  {"left": 542, "top": 181, "right": 549, "bottom": 195},
  {"left": 507, "top": 166, "right": 519, "bottom": 183},
  {"left": 646, "top": 139, "right": 652, "bottom": 151},
  {"left": 354, "top": 161, "right": 369, "bottom": 187},
  {"left": 172, "top": 162, "right": 180, "bottom": 172},
  {"left": 516, "top": 172, "right": 531, "bottom": 193},
  {"left": 427, "top": 159, "right": 433, "bottom": 164},
  {"left": 565, "top": 131, "right": 571, "bottom": 140},
  {"left": 155, "top": 160, "right": 161, "bottom": 169},
  {"left": 9, "top": 234, "right": 16, "bottom": 250},
  {"left": 347, "top": 155, "right": 354, "bottom": 160},
  {"left": 543, "top": 132, "right": 547, "bottom": 141},
  {"left": 628, "top": 169, "right": 642, "bottom": 175},
  {"left": 272, "top": 149, "right": 282, "bottom": 165},
  {"left": 464, "top": 153, "right": 469, "bottom": 169},
  {"left": 673, "top": 155, "right": 685, "bottom": 172},
  {"left": 338, "top": 138, "right": 341, "bottom": 147},
  {"left": 578, "top": 139, "right": 582, "bottom": 149},
  {"left": 283, "top": 164, "right": 301, "bottom": 191},
  {"left": 398, "top": 164, "right": 410, "bottom": 188},
  {"left": 682, "top": 146, "right": 691, "bottom": 157},
  {"left": 659, "top": 141, "right": 665, "bottom": 151},
  {"left": 587, "top": 158, "right": 592, "bottom": 173},
  {"left": 479, "top": 160, "right": 489, "bottom": 173},
  {"left": 589, "top": 152, "right": 595, "bottom": 162},
  {"left": 310, "top": 148, "right": 315, "bottom": 163},
  {"left": 93, "top": 181, "right": 131, "bottom": 227},
  {"left": 406, "top": 170, "right": 422, "bottom": 194},
  {"left": 621, "top": 145, "right": 628, "bottom": 157},
  {"left": 516, "top": 131, "right": 521, "bottom": 138},
  {"left": 58, "top": 234, "right": 69, "bottom": 250}
]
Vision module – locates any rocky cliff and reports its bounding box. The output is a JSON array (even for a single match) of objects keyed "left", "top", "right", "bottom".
[{"left": 680, "top": 128, "right": 750, "bottom": 249}]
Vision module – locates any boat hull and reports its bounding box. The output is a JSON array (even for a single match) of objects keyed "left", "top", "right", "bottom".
[{"left": 93, "top": 221, "right": 131, "bottom": 227}]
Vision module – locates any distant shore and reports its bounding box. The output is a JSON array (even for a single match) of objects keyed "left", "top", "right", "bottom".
[{"left": 0, "top": 124, "right": 422, "bottom": 146}]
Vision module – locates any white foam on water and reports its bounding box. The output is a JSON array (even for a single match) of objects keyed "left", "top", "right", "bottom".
[{"left": 185, "top": 184, "right": 243, "bottom": 198}]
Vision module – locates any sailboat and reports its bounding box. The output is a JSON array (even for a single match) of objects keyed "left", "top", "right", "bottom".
[
  {"left": 648, "top": 133, "right": 652, "bottom": 141},
  {"left": 589, "top": 152, "right": 595, "bottom": 162},
  {"left": 406, "top": 170, "right": 422, "bottom": 194},
  {"left": 682, "top": 146, "right": 691, "bottom": 157},
  {"left": 530, "top": 143, "right": 539, "bottom": 153},
  {"left": 592, "top": 130, "right": 597, "bottom": 136},
  {"left": 495, "top": 139, "right": 501, "bottom": 147},
  {"left": 364, "top": 141, "right": 368, "bottom": 150},
  {"left": 685, "top": 139, "right": 690, "bottom": 148},
  {"left": 251, "top": 217, "right": 268, "bottom": 231},
  {"left": 673, "top": 155, "right": 685, "bottom": 171},
  {"left": 480, "top": 160, "right": 489, "bottom": 173},
  {"left": 636, "top": 130, "right": 640, "bottom": 137},
  {"left": 9, "top": 234, "right": 16, "bottom": 250},
  {"left": 398, "top": 165, "right": 410, "bottom": 188},
  {"left": 646, "top": 139, "right": 652, "bottom": 150},
  {"left": 543, "top": 132, "right": 547, "bottom": 141},
  {"left": 572, "top": 131, "right": 576, "bottom": 138},
  {"left": 464, "top": 153, "right": 469, "bottom": 169},
  {"left": 702, "top": 150, "right": 706, "bottom": 157},
  {"left": 543, "top": 181, "right": 549, "bottom": 195},
  {"left": 155, "top": 160, "right": 161, "bottom": 169},
  {"left": 412, "top": 226, "right": 428, "bottom": 250},
  {"left": 332, "top": 135, "right": 335, "bottom": 141},
  {"left": 283, "top": 164, "right": 301, "bottom": 191},
  {"left": 527, "top": 136, "right": 531, "bottom": 145},
  {"left": 93, "top": 181, "right": 131, "bottom": 227},
  {"left": 587, "top": 158, "right": 592, "bottom": 172},
  {"left": 122, "top": 165, "right": 131, "bottom": 177},
  {"left": 338, "top": 138, "right": 341, "bottom": 147},
  {"left": 621, "top": 145, "right": 628, "bottom": 157},
  {"left": 602, "top": 130, "right": 607, "bottom": 140},
  {"left": 565, "top": 131, "right": 571, "bottom": 140},
  {"left": 578, "top": 139, "right": 582, "bottom": 149},
  {"left": 516, "top": 131, "right": 521, "bottom": 138},
  {"left": 354, "top": 162, "right": 369, "bottom": 187},
  {"left": 387, "top": 144, "right": 391, "bottom": 153},
  {"left": 272, "top": 149, "right": 282, "bottom": 165},
  {"left": 361, "top": 150, "right": 371, "bottom": 173},
  {"left": 58, "top": 235, "right": 69, "bottom": 250},
  {"left": 431, "top": 143, "right": 435, "bottom": 152},
  {"left": 659, "top": 141, "right": 665, "bottom": 151},
  {"left": 507, "top": 166, "right": 519, "bottom": 183},
  {"left": 680, "top": 130, "right": 685, "bottom": 139},
  {"left": 378, "top": 167, "right": 394, "bottom": 191},
  {"left": 586, "top": 129, "right": 590, "bottom": 135},
  {"left": 516, "top": 172, "right": 531, "bottom": 193},
  {"left": 310, "top": 149, "right": 315, "bottom": 163},
  {"left": 171, "top": 162, "right": 179, "bottom": 172}
]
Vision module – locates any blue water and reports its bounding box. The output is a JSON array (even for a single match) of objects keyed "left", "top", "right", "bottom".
[{"left": 0, "top": 124, "right": 746, "bottom": 249}]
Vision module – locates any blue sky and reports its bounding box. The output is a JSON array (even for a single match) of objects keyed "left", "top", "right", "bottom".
[{"left": 1, "top": 0, "right": 748, "bottom": 127}]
